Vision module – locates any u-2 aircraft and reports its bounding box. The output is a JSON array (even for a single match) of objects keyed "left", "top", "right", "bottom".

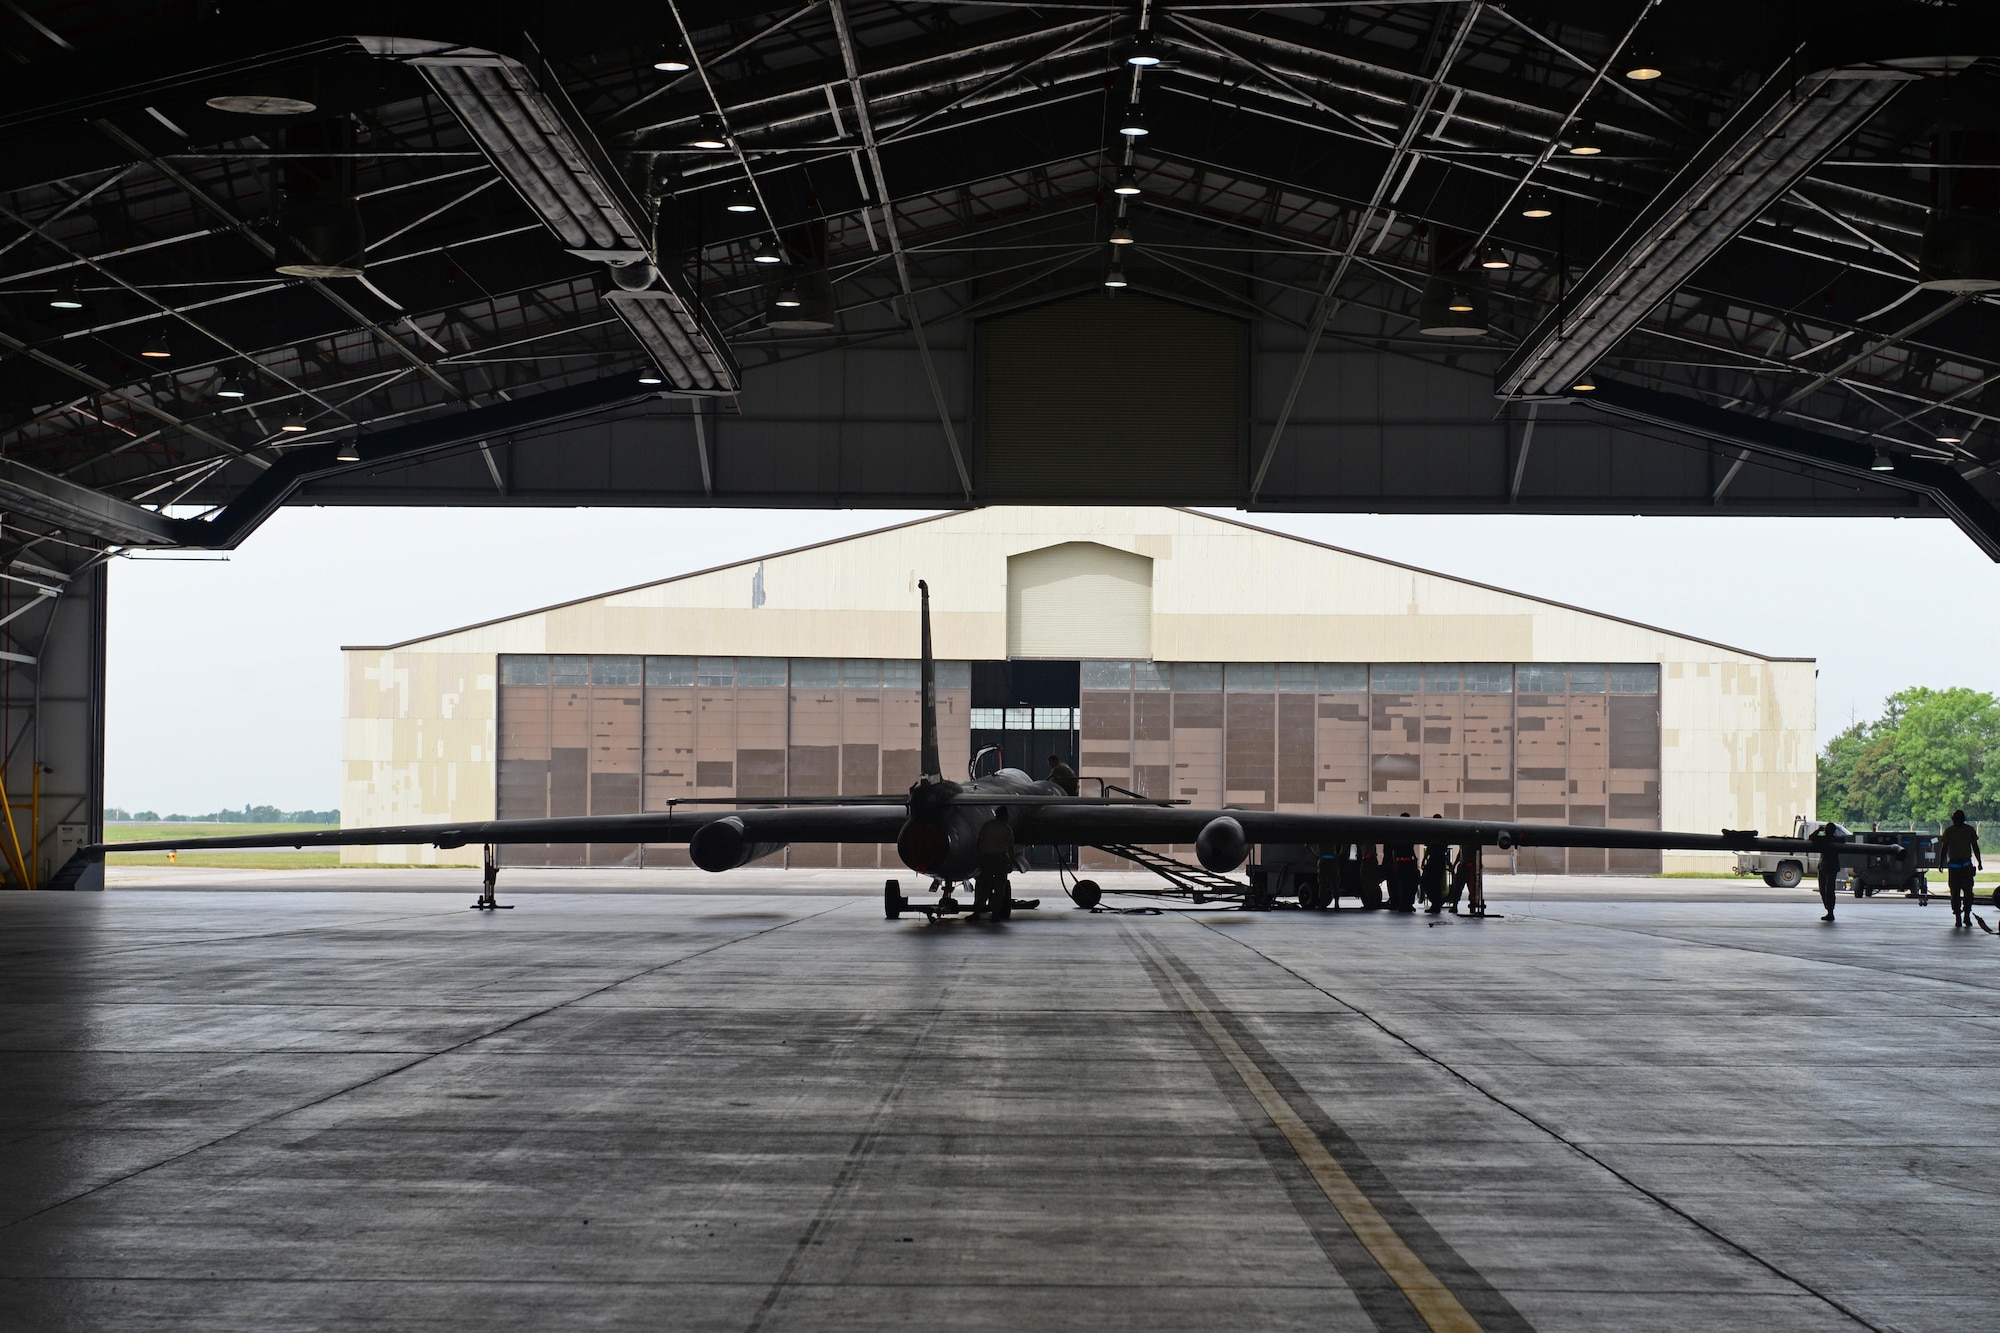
[{"left": 89, "top": 581, "right": 1884, "bottom": 917}]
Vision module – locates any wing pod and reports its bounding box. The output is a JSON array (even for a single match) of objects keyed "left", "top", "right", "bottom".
[
  {"left": 688, "top": 817, "right": 788, "bottom": 872},
  {"left": 1195, "top": 816, "right": 1249, "bottom": 872}
]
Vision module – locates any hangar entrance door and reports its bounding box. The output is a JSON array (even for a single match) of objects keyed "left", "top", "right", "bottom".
[{"left": 970, "top": 660, "right": 1079, "bottom": 871}]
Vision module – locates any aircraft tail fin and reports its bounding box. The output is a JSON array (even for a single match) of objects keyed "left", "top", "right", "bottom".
[{"left": 918, "top": 579, "right": 941, "bottom": 783}]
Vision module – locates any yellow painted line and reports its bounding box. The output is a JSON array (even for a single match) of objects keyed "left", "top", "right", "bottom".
[{"left": 1130, "top": 931, "right": 1485, "bottom": 1333}]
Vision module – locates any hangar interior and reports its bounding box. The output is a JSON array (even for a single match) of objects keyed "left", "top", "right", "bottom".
[
  {"left": 8, "top": 5, "right": 2000, "bottom": 1330},
  {"left": 0, "top": 1, "right": 1996, "bottom": 885},
  {"left": 343, "top": 506, "right": 1812, "bottom": 874}
]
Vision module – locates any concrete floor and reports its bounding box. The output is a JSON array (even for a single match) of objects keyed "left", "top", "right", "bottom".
[{"left": 2, "top": 873, "right": 1994, "bottom": 1331}]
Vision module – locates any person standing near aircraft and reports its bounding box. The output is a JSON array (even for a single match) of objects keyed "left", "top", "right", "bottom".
[
  {"left": 1386, "top": 823, "right": 1420, "bottom": 912},
  {"left": 1421, "top": 815, "right": 1450, "bottom": 915},
  {"left": 1814, "top": 824, "right": 1840, "bottom": 921},
  {"left": 1939, "top": 810, "right": 1983, "bottom": 929},
  {"left": 1046, "top": 754, "right": 1078, "bottom": 797}
]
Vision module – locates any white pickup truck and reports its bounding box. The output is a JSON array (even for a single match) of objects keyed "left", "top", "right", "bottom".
[{"left": 1734, "top": 815, "right": 1850, "bottom": 888}]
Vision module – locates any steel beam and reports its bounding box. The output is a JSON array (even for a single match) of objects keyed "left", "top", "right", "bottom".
[
  {"left": 1577, "top": 378, "right": 2000, "bottom": 561},
  {"left": 1496, "top": 58, "right": 1942, "bottom": 402}
]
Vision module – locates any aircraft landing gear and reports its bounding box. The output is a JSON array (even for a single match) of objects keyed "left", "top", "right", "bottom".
[
  {"left": 471, "top": 844, "right": 513, "bottom": 910},
  {"left": 885, "top": 879, "right": 906, "bottom": 919}
]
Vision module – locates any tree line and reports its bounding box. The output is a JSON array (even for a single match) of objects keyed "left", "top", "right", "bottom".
[
  {"left": 1818, "top": 687, "right": 2000, "bottom": 826},
  {"left": 105, "top": 804, "right": 339, "bottom": 824}
]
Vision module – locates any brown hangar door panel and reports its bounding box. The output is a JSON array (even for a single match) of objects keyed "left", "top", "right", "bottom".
[{"left": 980, "top": 293, "right": 1242, "bottom": 501}]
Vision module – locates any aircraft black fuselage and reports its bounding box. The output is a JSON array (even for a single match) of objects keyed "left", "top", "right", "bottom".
[{"left": 896, "top": 769, "right": 1065, "bottom": 881}]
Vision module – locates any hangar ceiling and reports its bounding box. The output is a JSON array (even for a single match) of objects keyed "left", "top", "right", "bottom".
[{"left": 2, "top": 0, "right": 2000, "bottom": 566}]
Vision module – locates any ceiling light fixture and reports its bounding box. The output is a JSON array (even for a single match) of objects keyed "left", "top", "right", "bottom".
[
  {"left": 1117, "top": 103, "right": 1148, "bottom": 137},
  {"left": 751, "top": 240, "right": 784, "bottom": 264},
  {"left": 1103, "top": 261, "right": 1129, "bottom": 289},
  {"left": 48, "top": 277, "right": 83, "bottom": 309},
  {"left": 772, "top": 281, "right": 802, "bottom": 309},
  {"left": 141, "top": 329, "right": 171, "bottom": 359},
  {"left": 1126, "top": 32, "right": 1161, "bottom": 66},
  {"left": 688, "top": 114, "right": 728, "bottom": 150},
  {"left": 1870, "top": 447, "right": 1896, "bottom": 472},
  {"left": 215, "top": 376, "right": 249, "bottom": 399},
  {"left": 1109, "top": 222, "right": 1135, "bottom": 245},
  {"left": 273, "top": 196, "right": 367, "bottom": 279},
  {"left": 653, "top": 39, "right": 693, "bottom": 73},
  {"left": 1935, "top": 431, "right": 1965, "bottom": 445},
  {"left": 1478, "top": 245, "right": 1511, "bottom": 270},
  {"left": 1519, "top": 192, "right": 1554, "bottom": 219},
  {"left": 1419, "top": 274, "right": 1487, "bottom": 337},
  {"left": 279, "top": 410, "right": 310, "bottom": 433},
  {"left": 723, "top": 186, "right": 758, "bottom": 214},
  {"left": 1571, "top": 374, "right": 1597, "bottom": 391},
  {"left": 1113, "top": 165, "right": 1142, "bottom": 196},
  {"left": 335, "top": 436, "right": 361, "bottom": 463},
  {"left": 637, "top": 366, "right": 665, "bottom": 385},
  {"left": 1622, "top": 47, "right": 1663, "bottom": 81},
  {"left": 205, "top": 93, "right": 317, "bottom": 116},
  {"left": 1567, "top": 137, "right": 1602, "bottom": 156}
]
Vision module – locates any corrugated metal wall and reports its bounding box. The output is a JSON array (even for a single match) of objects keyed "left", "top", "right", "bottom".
[
  {"left": 500, "top": 655, "right": 1661, "bottom": 875},
  {"left": 497, "top": 655, "right": 970, "bottom": 868},
  {"left": 981, "top": 294, "right": 1241, "bottom": 501},
  {"left": 1079, "top": 661, "right": 1662, "bottom": 874}
]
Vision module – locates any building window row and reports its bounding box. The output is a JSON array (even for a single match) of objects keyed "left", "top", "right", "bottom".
[
  {"left": 499, "top": 655, "right": 974, "bottom": 690},
  {"left": 1078, "top": 661, "right": 1660, "bottom": 694}
]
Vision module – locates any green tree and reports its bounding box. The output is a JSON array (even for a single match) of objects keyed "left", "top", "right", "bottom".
[
  {"left": 1820, "top": 687, "right": 2000, "bottom": 826},
  {"left": 1892, "top": 687, "right": 2000, "bottom": 821}
]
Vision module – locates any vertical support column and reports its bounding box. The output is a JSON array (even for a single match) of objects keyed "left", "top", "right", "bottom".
[{"left": 2, "top": 562, "right": 105, "bottom": 888}]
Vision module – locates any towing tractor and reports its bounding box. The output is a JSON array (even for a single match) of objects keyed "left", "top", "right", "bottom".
[{"left": 1735, "top": 816, "right": 1934, "bottom": 897}]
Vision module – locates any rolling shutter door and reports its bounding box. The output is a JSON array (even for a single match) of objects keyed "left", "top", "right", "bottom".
[{"left": 982, "top": 293, "right": 1241, "bottom": 501}]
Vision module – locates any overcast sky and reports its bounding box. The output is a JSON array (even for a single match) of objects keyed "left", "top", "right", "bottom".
[{"left": 107, "top": 506, "right": 2000, "bottom": 814}]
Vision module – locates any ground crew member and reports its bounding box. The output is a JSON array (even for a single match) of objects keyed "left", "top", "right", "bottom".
[
  {"left": 1354, "top": 844, "right": 1385, "bottom": 910},
  {"left": 1814, "top": 825, "right": 1840, "bottom": 921},
  {"left": 1420, "top": 815, "right": 1450, "bottom": 914},
  {"left": 1940, "top": 809, "right": 1983, "bottom": 929},
  {"left": 1046, "top": 753, "right": 1078, "bottom": 796},
  {"left": 1386, "top": 821, "right": 1420, "bottom": 912},
  {"left": 1447, "top": 845, "right": 1484, "bottom": 915},
  {"left": 976, "top": 816, "right": 1016, "bottom": 919}
]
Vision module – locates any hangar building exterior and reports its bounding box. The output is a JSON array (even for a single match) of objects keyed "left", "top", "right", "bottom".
[{"left": 340, "top": 507, "right": 1815, "bottom": 874}]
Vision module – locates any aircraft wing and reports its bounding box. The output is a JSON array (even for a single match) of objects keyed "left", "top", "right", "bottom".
[
  {"left": 90, "top": 805, "right": 910, "bottom": 854},
  {"left": 1009, "top": 804, "right": 1902, "bottom": 858}
]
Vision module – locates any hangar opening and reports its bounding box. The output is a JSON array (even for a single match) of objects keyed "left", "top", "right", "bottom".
[{"left": 350, "top": 508, "right": 1792, "bottom": 876}]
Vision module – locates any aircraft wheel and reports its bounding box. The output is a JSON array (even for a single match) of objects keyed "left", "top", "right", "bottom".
[
  {"left": 1071, "top": 879, "right": 1102, "bottom": 910},
  {"left": 884, "top": 879, "right": 902, "bottom": 920}
]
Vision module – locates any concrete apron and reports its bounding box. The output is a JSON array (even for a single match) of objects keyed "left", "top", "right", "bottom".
[{"left": 0, "top": 887, "right": 1992, "bottom": 1331}]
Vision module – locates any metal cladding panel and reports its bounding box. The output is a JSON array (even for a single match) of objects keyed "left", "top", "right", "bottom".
[
  {"left": 981, "top": 294, "right": 1241, "bottom": 502},
  {"left": 1006, "top": 542, "right": 1152, "bottom": 659},
  {"left": 1224, "top": 691, "right": 1275, "bottom": 811},
  {"left": 1316, "top": 693, "right": 1368, "bottom": 814}
]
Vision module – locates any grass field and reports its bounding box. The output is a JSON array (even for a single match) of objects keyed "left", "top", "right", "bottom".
[
  {"left": 103, "top": 822, "right": 335, "bottom": 843},
  {"left": 104, "top": 823, "right": 422, "bottom": 869},
  {"left": 107, "top": 851, "right": 349, "bottom": 868}
]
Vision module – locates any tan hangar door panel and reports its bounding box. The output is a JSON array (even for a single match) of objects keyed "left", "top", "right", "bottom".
[{"left": 1006, "top": 541, "right": 1152, "bottom": 660}]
